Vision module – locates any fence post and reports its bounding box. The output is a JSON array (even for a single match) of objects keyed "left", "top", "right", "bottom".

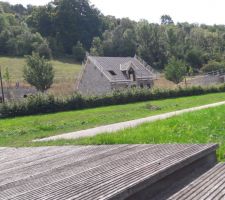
[{"left": 0, "top": 66, "right": 5, "bottom": 103}]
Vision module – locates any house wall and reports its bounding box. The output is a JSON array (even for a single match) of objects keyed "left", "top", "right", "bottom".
[
  {"left": 137, "top": 80, "right": 154, "bottom": 88},
  {"left": 78, "top": 62, "right": 112, "bottom": 96},
  {"left": 111, "top": 80, "right": 154, "bottom": 91}
]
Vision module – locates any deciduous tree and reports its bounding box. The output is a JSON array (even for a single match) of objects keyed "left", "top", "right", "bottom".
[
  {"left": 165, "top": 57, "right": 187, "bottom": 84},
  {"left": 23, "top": 53, "right": 54, "bottom": 92}
]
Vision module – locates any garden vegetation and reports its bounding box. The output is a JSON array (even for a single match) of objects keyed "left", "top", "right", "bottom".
[
  {"left": 1, "top": 84, "right": 225, "bottom": 118},
  {"left": 1, "top": 0, "right": 225, "bottom": 72}
]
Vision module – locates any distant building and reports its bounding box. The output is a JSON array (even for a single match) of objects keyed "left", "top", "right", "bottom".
[{"left": 76, "top": 56, "right": 156, "bottom": 95}]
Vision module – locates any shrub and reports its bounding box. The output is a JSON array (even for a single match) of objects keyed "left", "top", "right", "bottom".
[
  {"left": 23, "top": 52, "right": 54, "bottom": 92},
  {"left": 201, "top": 60, "right": 225, "bottom": 73},
  {"left": 1, "top": 85, "right": 225, "bottom": 118},
  {"left": 72, "top": 41, "right": 86, "bottom": 62},
  {"left": 165, "top": 57, "right": 187, "bottom": 84}
]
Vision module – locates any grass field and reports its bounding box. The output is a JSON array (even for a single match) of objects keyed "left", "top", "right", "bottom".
[
  {"left": 0, "top": 92, "right": 225, "bottom": 147},
  {"left": 0, "top": 57, "right": 176, "bottom": 94},
  {"left": 52, "top": 105, "right": 225, "bottom": 161},
  {"left": 0, "top": 56, "right": 82, "bottom": 95}
]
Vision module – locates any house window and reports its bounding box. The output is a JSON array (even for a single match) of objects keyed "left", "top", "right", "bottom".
[
  {"left": 108, "top": 70, "right": 117, "bottom": 76},
  {"left": 140, "top": 83, "right": 144, "bottom": 88},
  {"left": 128, "top": 68, "right": 136, "bottom": 81},
  {"left": 147, "top": 83, "right": 151, "bottom": 88}
]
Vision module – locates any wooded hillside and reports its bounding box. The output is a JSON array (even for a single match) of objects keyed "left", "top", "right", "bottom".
[{"left": 1, "top": 0, "right": 225, "bottom": 72}]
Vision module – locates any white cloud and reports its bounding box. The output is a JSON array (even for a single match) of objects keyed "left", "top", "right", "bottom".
[{"left": 5, "top": 0, "right": 225, "bottom": 25}]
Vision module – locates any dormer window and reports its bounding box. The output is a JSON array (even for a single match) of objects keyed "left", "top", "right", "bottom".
[
  {"left": 108, "top": 70, "right": 117, "bottom": 76},
  {"left": 128, "top": 68, "right": 136, "bottom": 81},
  {"left": 120, "top": 61, "right": 136, "bottom": 72}
]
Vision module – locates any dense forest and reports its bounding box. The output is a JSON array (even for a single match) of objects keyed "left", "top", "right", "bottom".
[{"left": 1, "top": 0, "right": 225, "bottom": 72}]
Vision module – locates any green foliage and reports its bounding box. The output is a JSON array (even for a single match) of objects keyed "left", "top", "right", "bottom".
[
  {"left": 160, "top": 15, "right": 174, "bottom": 25},
  {"left": 185, "top": 48, "right": 205, "bottom": 69},
  {"left": 0, "top": 1, "right": 27, "bottom": 16},
  {"left": 72, "top": 41, "right": 86, "bottom": 62},
  {"left": 26, "top": 5, "right": 54, "bottom": 37},
  {"left": 0, "top": 56, "right": 81, "bottom": 84},
  {"left": 1, "top": 84, "right": 225, "bottom": 118},
  {"left": 26, "top": 0, "right": 103, "bottom": 54},
  {"left": 3, "top": 67, "right": 10, "bottom": 82},
  {"left": 35, "top": 40, "right": 52, "bottom": 59},
  {"left": 1, "top": 92, "right": 225, "bottom": 147},
  {"left": 165, "top": 58, "right": 187, "bottom": 84},
  {"left": 90, "top": 37, "right": 103, "bottom": 56},
  {"left": 2, "top": 0, "right": 225, "bottom": 71},
  {"left": 136, "top": 21, "right": 167, "bottom": 69},
  {"left": 201, "top": 60, "right": 225, "bottom": 73},
  {"left": 23, "top": 53, "right": 54, "bottom": 92},
  {"left": 73, "top": 105, "right": 225, "bottom": 161},
  {"left": 96, "top": 20, "right": 225, "bottom": 70},
  {"left": 100, "top": 18, "right": 137, "bottom": 57},
  {"left": 0, "top": 10, "right": 51, "bottom": 57}
]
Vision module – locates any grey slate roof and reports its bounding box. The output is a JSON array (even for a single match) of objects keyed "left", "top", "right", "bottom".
[{"left": 88, "top": 56, "right": 155, "bottom": 82}]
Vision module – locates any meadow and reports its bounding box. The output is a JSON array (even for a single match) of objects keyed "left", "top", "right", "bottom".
[
  {"left": 70, "top": 104, "right": 225, "bottom": 161},
  {"left": 0, "top": 56, "right": 82, "bottom": 95},
  {"left": 0, "top": 92, "right": 225, "bottom": 147}
]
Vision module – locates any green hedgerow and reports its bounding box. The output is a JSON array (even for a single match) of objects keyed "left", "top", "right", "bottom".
[{"left": 0, "top": 85, "right": 225, "bottom": 118}]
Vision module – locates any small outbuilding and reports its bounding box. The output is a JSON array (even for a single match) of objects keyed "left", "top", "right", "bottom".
[{"left": 76, "top": 56, "right": 156, "bottom": 95}]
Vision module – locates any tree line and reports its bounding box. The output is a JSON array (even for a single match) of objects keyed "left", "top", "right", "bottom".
[{"left": 1, "top": 0, "right": 225, "bottom": 73}]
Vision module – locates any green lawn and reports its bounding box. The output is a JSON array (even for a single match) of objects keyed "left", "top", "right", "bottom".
[
  {"left": 52, "top": 105, "right": 225, "bottom": 161},
  {"left": 0, "top": 56, "right": 81, "bottom": 82},
  {"left": 0, "top": 92, "right": 225, "bottom": 147}
]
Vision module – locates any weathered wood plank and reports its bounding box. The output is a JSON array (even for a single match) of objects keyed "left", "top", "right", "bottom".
[
  {"left": 0, "top": 144, "right": 218, "bottom": 200},
  {"left": 0, "top": 145, "right": 142, "bottom": 194},
  {"left": 0, "top": 145, "right": 124, "bottom": 185},
  {"left": 169, "top": 163, "right": 225, "bottom": 200}
]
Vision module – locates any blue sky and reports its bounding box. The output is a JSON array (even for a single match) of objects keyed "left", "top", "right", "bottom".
[{"left": 5, "top": 0, "right": 225, "bottom": 25}]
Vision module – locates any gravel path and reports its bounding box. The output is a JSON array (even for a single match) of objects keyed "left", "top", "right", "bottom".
[{"left": 35, "top": 101, "right": 225, "bottom": 142}]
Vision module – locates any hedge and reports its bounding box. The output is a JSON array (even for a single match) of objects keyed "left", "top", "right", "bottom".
[{"left": 1, "top": 85, "right": 225, "bottom": 118}]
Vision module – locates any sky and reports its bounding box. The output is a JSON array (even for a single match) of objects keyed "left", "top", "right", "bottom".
[{"left": 4, "top": 0, "right": 225, "bottom": 25}]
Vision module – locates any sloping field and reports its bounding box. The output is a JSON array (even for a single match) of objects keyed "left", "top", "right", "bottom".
[
  {"left": 1, "top": 92, "right": 225, "bottom": 147},
  {"left": 70, "top": 104, "right": 225, "bottom": 160},
  {"left": 0, "top": 56, "right": 82, "bottom": 95}
]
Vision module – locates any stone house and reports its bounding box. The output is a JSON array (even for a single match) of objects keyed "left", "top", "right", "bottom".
[{"left": 77, "top": 56, "right": 156, "bottom": 95}]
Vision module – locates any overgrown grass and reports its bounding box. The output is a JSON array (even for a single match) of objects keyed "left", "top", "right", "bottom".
[
  {"left": 0, "top": 92, "right": 225, "bottom": 147},
  {"left": 0, "top": 56, "right": 81, "bottom": 82},
  {"left": 0, "top": 56, "right": 81, "bottom": 95},
  {"left": 63, "top": 105, "right": 225, "bottom": 161}
]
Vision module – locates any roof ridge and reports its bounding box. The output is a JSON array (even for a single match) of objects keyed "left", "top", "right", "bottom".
[{"left": 88, "top": 56, "right": 133, "bottom": 59}]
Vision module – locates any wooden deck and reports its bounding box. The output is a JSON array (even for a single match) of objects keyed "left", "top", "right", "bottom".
[
  {"left": 169, "top": 163, "right": 225, "bottom": 200},
  {"left": 0, "top": 144, "right": 218, "bottom": 200}
]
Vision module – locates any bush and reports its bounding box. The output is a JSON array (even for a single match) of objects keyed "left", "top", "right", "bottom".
[
  {"left": 23, "top": 52, "right": 54, "bottom": 92},
  {"left": 35, "top": 41, "right": 52, "bottom": 59},
  {"left": 1, "top": 85, "right": 225, "bottom": 118},
  {"left": 72, "top": 41, "right": 86, "bottom": 62},
  {"left": 201, "top": 60, "right": 225, "bottom": 73},
  {"left": 165, "top": 57, "right": 187, "bottom": 84}
]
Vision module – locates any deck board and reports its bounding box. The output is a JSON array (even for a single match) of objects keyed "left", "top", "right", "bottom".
[
  {"left": 169, "top": 163, "right": 225, "bottom": 200},
  {"left": 0, "top": 144, "right": 217, "bottom": 200}
]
